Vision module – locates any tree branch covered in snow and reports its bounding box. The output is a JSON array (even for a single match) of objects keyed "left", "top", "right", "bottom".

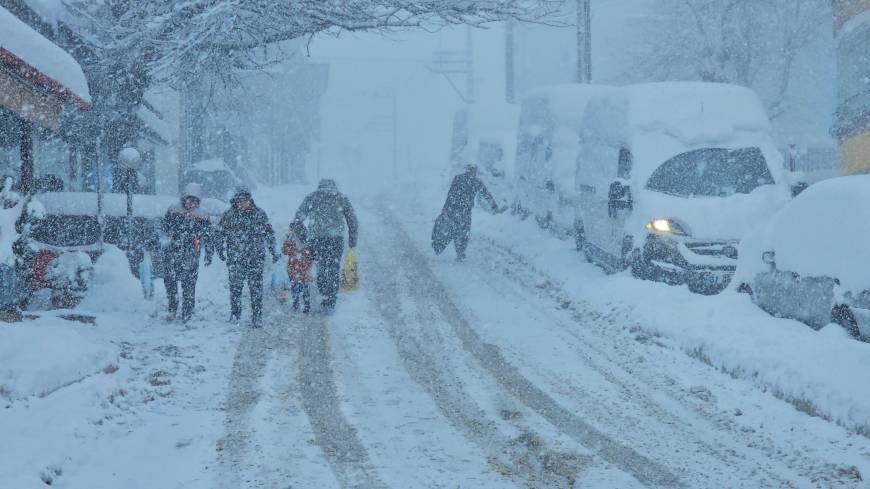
[
  {"left": 66, "top": 0, "right": 565, "bottom": 87},
  {"left": 629, "top": 0, "right": 829, "bottom": 119}
]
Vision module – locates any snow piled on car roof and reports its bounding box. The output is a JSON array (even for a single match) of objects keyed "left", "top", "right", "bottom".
[
  {"left": 581, "top": 82, "right": 771, "bottom": 148},
  {"left": 741, "top": 174, "right": 870, "bottom": 292}
]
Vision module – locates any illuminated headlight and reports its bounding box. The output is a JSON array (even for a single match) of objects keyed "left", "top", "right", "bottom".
[{"left": 644, "top": 218, "right": 690, "bottom": 236}]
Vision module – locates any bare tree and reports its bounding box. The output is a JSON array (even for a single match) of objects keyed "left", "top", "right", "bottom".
[
  {"left": 67, "top": 0, "right": 565, "bottom": 87},
  {"left": 631, "top": 0, "right": 828, "bottom": 119}
]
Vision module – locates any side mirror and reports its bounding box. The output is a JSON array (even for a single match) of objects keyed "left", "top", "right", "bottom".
[
  {"left": 762, "top": 251, "right": 776, "bottom": 270},
  {"left": 608, "top": 180, "right": 633, "bottom": 217},
  {"left": 791, "top": 182, "right": 808, "bottom": 197}
]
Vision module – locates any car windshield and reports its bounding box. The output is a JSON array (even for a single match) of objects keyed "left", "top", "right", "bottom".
[
  {"left": 30, "top": 215, "right": 101, "bottom": 247},
  {"left": 645, "top": 147, "right": 774, "bottom": 197}
]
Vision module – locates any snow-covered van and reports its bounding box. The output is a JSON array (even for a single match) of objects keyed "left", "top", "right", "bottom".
[
  {"left": 574, "top": 82, "right": 793, "bottom": 294},
  {"left": 736, "top": 175, "right": 870, "bottom": 340},
  {"left": 514, "top": 84, "right": 613, "bottom": 237},
  {"left": 449, "top": 102, "right": 519, "bottom": 203}
]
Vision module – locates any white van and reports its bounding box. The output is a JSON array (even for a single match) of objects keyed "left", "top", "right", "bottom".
[
  {"left": 449, "top": 102, "right": 519, "bottom": 201},
  {"left": 575, "top": 82, "right": 793, "bottom": 294},
  {"left": 514, "top": 84, "right": 613, "bottom": 238}
]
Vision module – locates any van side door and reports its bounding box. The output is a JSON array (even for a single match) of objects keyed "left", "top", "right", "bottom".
[
  {"left": 603, "top": 148, "right": 634, "bottom": 260},
  {"left": 576, "top": 143, "right": 620, "bottom": 257}
]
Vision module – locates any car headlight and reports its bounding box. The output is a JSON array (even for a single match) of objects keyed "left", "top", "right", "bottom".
[{"left": 644, "top": 218, "right": 690, "bottom": 236}]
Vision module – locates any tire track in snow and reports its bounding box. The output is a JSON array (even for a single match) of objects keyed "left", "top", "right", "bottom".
[
  {"left": 297, "top": 315, "right": 388, "bottom": 489},
  {"left": 471, "top": 235, "right": 866, "bottom": 488},
  {"left": 375, "top": 207, "right": 682, "bottom": 488},
  {"left": 367, "top": 239, "right": 589, "bottom": 488},
  {"left": 216, "top": 325, "right": 275, "bottom": 488}
]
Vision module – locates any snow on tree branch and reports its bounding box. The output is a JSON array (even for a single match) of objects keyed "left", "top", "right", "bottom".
[{"left": 66, "top": 0, "right": 565, "bottom": 86}]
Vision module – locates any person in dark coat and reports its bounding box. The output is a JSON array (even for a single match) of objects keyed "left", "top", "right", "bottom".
[
  {"left": 161, "top": 183, "right": 213, "bottom": 322},
  {"left": 294, "top": 179, "right": 358, "bottom": 313},
  {"left": 218, "top": 188, "right": 278, "bottom": 327},
  {"left": 440, "top": 164, "right": 500, "bottom": 261}
]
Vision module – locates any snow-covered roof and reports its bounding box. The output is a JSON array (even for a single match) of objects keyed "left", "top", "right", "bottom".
[
  {"left": 0, "top": 5, "right": 90, "bottom": 107},
  {"left": 136, "top": 105, "right": 172, "bottom": 143},
  {"left": 581, "top": 82, "right": 771, "bottom": 148}
]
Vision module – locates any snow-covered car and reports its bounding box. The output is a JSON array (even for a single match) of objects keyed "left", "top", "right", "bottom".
[
  {"left": 574, "top": 82, "right": 799, "bottom": 294},
  {"left": 448, "top": 102, "right": 519, "bottom": 203},
  {"left": 514, "top": 84, "right": 613, "bottom": 238},
  {"left": 181, "top": 158, "right": 246, "bottom": 202},
  {"left": 735, "top": 175, "right": 870, "bottom": 340}
]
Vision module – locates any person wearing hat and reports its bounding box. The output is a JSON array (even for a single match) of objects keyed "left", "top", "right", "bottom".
[
  {"left": 294, "top": 179, "right": 358, "bottom": 313},
  {"left": 161, "top": 182, "right": 214, "bottom": 322},
  {"left": 439, "top": 164, "right": 501, "bottom": 261},
  {"left": 217, "top": 187, "right": 278, "bottom": 327}
]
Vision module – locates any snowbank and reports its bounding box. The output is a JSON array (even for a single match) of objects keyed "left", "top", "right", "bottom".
[
  {"left": 0, "top": 317, "right": 117, "bottom": 400},
  {"left": 738, "top": 175, "right": 870, "bottom": 292},
  {"left": 472, "top": 212, "right": 870, "bottom": 435},
  {"left": 0, "top": 5, "right": 90, "bottom": 103},
  {"left": 78, "top": 246, "right": 149, "bottom": 315}
]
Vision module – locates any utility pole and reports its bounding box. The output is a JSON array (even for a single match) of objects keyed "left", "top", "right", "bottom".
[
  {"left": 428, "top": 28, "right": 475, "bottom": 103},
  {"left": 577, "top": 0, "right": 592, "bottom": 83},
  {"left": 505, "top": 20, "right": 516, "bottom": 103},
  {"left": 465, "top": 26, "right": 475, "bottom": 102}
]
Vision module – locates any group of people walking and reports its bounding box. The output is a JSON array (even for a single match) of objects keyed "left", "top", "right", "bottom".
[
  {"left": 161, "top": 179, "right": 358, "bottom": 327},
  {"left": 159, "top": 163, "right": 495, "bottom": 327}
]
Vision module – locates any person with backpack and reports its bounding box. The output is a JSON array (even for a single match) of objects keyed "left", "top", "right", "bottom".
[
  {"left": 436, "top": 164, "right": 501, "bottom": 261},
  {"left": 282, "top": 219, "right": 313, "bottom": 314},
  {"left": 217, "top": 188, "right": 278, "bottom": 327},
  {"left": 294, "top": 179, "right": 358, "bottom": 313},
  {"left": 161, "top": 183, "right": 214, "bottom": 322}
]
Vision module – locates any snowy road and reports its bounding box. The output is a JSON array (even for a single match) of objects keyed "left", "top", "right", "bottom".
[
  {"left": 210, "top": 198, "right": 867, "bottom": 488},
  {"left": 3, "top": 189, "right": 868, "bottom": 488}
]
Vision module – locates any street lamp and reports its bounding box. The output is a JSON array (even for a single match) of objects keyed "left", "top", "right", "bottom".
[{"left": 117, "top": 147, "right": 141, "bottom": 251}]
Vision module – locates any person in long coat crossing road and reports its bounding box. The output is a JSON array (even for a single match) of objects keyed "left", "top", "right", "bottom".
[{"left": 438, "top": 164, "right": 499, "bottom": 261}]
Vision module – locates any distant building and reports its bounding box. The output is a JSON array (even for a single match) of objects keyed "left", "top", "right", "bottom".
[{"left": 832, "top": 0, "right": 870, "bottom": 173}]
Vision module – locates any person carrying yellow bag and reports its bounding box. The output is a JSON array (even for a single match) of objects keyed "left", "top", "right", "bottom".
[
  {"left": 294, "top": 179, "right": 358, "bottom": 314},
  {"left": 340, "top": 248, "right": 359, "bottom": 292}
]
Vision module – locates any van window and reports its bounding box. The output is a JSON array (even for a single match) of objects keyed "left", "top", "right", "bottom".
[
  {"left": 617, "top": 148, "right": 632, "bottom": 179},
  {"left": 645, "top": 147, "right": 774, "bottom": 198}
]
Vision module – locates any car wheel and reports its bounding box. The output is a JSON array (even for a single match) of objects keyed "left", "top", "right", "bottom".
[
  {"left": 574, "top": 222, "right": 585, "bottom": 252},
  {"left": 687, "top": 275, "right": 725, "bottom": 295},
  {"left": 831, "top": 304, "right": 860, "bottom": 339},
  {"left": 630, "top": 253, "right": 650, "bottom": 280}
]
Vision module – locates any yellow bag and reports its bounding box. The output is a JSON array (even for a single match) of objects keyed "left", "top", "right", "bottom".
[{"left": 340, "top": 248, "right": 359, "bottom": 292}]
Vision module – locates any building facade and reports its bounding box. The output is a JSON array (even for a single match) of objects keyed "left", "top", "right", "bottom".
[
  {"left": 0, "top": 4, "right": 90, "bottom": 193},
  {"left": 833, "top": 0, "right": 870, "bottom": 173}
]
